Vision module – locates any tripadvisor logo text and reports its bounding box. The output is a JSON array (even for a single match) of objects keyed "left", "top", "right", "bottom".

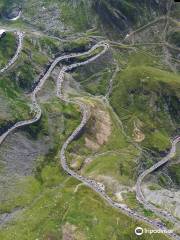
[{"left": 135, "top": 227, "right": 173, "bottom": 236}]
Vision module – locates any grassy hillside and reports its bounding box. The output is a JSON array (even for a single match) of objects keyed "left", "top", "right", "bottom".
[
  {"left": 110, "top": 52, "right": 180, "bottom": 152},
  {"left": 0, "top": 35, "right": 51, "bottom": 132},
  {"left": 0, "top": 0, "right": 95, "bottom": 35},
  {"left": 0, "top": 32, "right": 16, "bottom": 68},
  {"left": 92, "top": 0, "right": 170, "bottom": 38},
  {"left": 0, "top": 95, "right": 169, "bottom": 240},
  {"left": 0, "top": 173, "right": 170, "bottom": 240},
  {"left": 169, "top": 163, "right": 180, "bottom": 185},
  {"left": 0, "top": 75, "right": 31, "bottom": 132},
  {"left": 0, "top": 0, "right": 176, "bottom": 39},
  {"left": 0, "top": 0, "right": 179, "bottom": 238}
]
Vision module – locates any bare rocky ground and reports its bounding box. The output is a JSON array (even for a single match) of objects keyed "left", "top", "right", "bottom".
[
  {"left": 142, "top": 143, "right": 180, "bottom": 219},
  {"left": 0, "top": 208, "right": 22, "bottom": 228},
  {"left": 0, "top": 130, "right": 50, "bottom": 226},
  {"left": 143, "top": 184, "right": 180, "bottom": 219},
  {"left": 0, "top": 131, "right": 49, "bottom": 176},
  {"left": 0, "top": 130, "right": 50, "bottom": 218},
  {"left": 62, "top": 222, "right": 86, "bottom": 240}
]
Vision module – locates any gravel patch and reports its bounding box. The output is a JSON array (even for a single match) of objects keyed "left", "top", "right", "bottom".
[{"left": 0, "top": 131, "right": 49, "bottom": 176}]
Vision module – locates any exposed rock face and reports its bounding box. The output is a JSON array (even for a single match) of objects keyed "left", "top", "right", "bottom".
[
  {"left": 85, "top": 107, "right": 112, "bottom": 151},
  {"left": 143, "top": 185, "right": 180, "bottom": 219},
  {"left": 3, "top": 5, "right": 21, "bottom": 20},
  {"left": 0, "top": 131, "right": 49, "bottom": 176}
]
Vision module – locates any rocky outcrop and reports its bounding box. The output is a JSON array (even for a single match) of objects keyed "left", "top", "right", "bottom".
[
  {"left": 2, "top": 5, "right": 21, "bottom": 20},
  {"left": 92, "top": 0, "right": 172, "bottom": 37}
]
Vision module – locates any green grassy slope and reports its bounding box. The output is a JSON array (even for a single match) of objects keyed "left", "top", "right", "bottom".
[
  {"left": 66, "top": 98, "right": 141, "bottom": 199},
  {"left": 83, "top": 151, "right": 137, "bottom": 187},
  {"left": 0, "top": 75, "right": 31, "bottom": 130},
  {"left": 0, "top": 0, "right": 179, "bottom": 238},
  {"left": 0, "top": 96, "right": 170, "bottom": 240},
  {"left": 168, "top": 143, "right": 180, "bottom": 185},
  {"left": 0, "top": 32, "right": 16, "bottom": 68},
  {"left": 0, "top": 173, "right": 170, "bottom": 240},
  {"left": 110, "top": 52, "right": 180, "bottom": 152},
  {"left": 0, "top": 97, "right": 81, "bottom": 213},
  {"left": 0, "top": 35, "right": 51, "bottom": 131}
]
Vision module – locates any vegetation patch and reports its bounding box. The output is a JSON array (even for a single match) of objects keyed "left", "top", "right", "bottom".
[
  {"left": 110, "top": 53, "right": 180, "bottom": 152},
  {"left": 169, "top": 163, "right": 180, "bottom": 185},
  {"left": 83, "top": 151, "right": 137, "bottom": 186},
  {"left": 168, "top": 30, "right": 180, "bottom": 47},
  {"left": 0, "top": 32, "right": 16, "bottom": 68},
  {"left": 0, "top": 173, "right": 169, "bottom": 240},
  {"left": 0, "top": 75, "right": 31, "bottom": 131}
]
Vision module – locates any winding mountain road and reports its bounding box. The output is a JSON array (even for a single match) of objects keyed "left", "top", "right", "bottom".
[
  {"left": 136, "top": 137, "right": 180, "bottom": 225},
  {"left": 55, "top": 44, "right": 180, "bottom": 240},
  {"left": 0, "top": 31, "right": 24, "bottom": 74},
  {"left": 0, "top": 41, "right": 107, "bottom": 145},
  {"left": 0, "top": 33, "right": 180, "bottom": 240}
]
